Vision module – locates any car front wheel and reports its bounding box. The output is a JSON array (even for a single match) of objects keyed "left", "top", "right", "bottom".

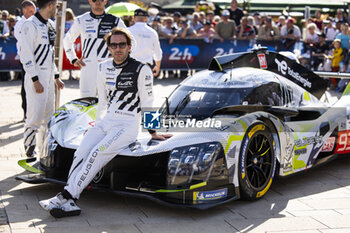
[{"left": 238, "top": 121, "right": 276, "bottom": 200}]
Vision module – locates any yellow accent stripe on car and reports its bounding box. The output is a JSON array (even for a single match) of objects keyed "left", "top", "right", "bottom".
[
  {"left": 18, "top": 160, "right": 43, "bottom": 174},
  {"left": 303, "top": 91, "right": 311, "bottom": 101},
  {"left": 155, "top": 182, "right": 207, "bottom": 193},
  {"left": 248, "top": 125, "right": 265, "bottom": 138},
  {"left": 72, "top": 104, "right": 97, "bottom": 120},
  {"left": 214, "top": 58, "right": 223, "bottom": 71},
  {"left": 237, "top": 119, "right": 248, "bottom": 131},
  {"left": 343, "top": 83, "right": 350, "bottom": 96},
  {"left": 256, "top": 178, "right": 272, "bottom": 198},
  {"left": 224, "top": 135, "right": 244, "bottom": 154}
]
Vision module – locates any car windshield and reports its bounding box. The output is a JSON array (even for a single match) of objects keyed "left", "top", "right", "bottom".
[{"left": 161, "top": 85, "right": 254, "bottom": 120}]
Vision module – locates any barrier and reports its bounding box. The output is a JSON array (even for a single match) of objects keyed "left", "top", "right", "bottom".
[{"left": 0, "top": 37, "right": 306, "bottom": 72}]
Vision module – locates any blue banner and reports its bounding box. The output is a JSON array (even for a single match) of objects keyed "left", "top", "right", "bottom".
[
  {"left": 0, "top": 38, "right": 21, "bottom": 71},
  {"left": 159, "top": 38, "right": 303, "bottom": 70},
  {"left": 0, "top": 37, "right": 305, "bottom": 71}
]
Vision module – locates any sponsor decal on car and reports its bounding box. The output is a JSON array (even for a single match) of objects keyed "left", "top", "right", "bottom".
[
  {"left": 257, "top": 54, "right": 267, "bottom": 69},
  {"left": 321, "top": 137, "right": 335, "bottom": 152},
  {"left": 193, "top": 188, "right": 227, "bottom": 203},
  {"left": 248, "top": 125, "right": 265, "bottom": 138},
  {"left": 335, "top": 130, "right": 350, "bottom": 154},
  {"left": 241, "top": 137, "right": 249, "bottom": 179}
]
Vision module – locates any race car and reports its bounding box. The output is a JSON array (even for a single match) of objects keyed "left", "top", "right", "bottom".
[{"left": 16, "top": 48, "right": 350, "bottom": 209}]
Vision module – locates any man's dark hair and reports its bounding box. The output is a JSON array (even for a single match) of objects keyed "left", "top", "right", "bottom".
[
  {"left": 104, "top": 27, "right": 132, "bottom": 46},
  {"left": 36, "top": 0, "right": 55, "bottom": 9},
  {"left": 21, "top": 0, "right": 36, "bottom": 9}
]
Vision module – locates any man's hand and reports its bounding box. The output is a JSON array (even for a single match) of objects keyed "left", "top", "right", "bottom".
[
  {"left": 153, "top": 61, "right": 161, "bottom": 77},
  {"left": 153, "top": 66, "right": 160, "bottom": 77},
  {"left": 33, "top": 80, "right": 44, "bottom": 93},
  {"left": 151, "top": 132, "right": 173, "bottom": 140},
  {"left": 73, "top": 59, "right": 86, "bottom": 69},
  {"left": 55, "top": 78, "right": 65, "bottom": 90}
]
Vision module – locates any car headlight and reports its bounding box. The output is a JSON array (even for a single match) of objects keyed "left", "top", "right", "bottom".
[{"left": 167, "top": 142, "right": 223, "bottom": 186}]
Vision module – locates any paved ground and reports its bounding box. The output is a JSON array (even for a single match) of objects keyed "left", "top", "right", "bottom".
[{"left": 1, "top": 77, "right": 350, "bottom": 233}]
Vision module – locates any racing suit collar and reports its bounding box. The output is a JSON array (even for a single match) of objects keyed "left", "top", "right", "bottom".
[
  {"left": 35, "top": 12, "right": 48, "bottom": 24},
  {"left": 90, "top": 11, "right": 106, "bottom": 19},
  {"left": 113, "top": 56, "right": 131, "bottom": 69}
]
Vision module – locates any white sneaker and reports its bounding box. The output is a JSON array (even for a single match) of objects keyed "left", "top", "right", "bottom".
[
  {"left": 50, "top": 199, "right": 81, "bottom": 218},
  {"left": 39, "top": 193, "right": 67, "bottom": 211}
]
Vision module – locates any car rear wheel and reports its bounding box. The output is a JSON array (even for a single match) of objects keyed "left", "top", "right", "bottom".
[{"left": 238, "top": 121, "right": 276, "bottom": 200}]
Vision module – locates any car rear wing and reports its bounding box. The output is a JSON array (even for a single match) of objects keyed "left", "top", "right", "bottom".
[{"left": 208, "top": 48, "right": 328, "bottom": 99}]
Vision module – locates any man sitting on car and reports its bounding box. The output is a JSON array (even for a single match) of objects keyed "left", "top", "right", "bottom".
[{"left": 39, "top": 28, "right": 171, "bottom": 218}]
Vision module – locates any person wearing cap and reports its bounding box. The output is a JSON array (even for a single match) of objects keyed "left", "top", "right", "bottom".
[
  {"left": 198, "top": 19, "right": 217, "bottom": 43},
  {"left": 257, "top": 16, "right": 280, "bottom": 41},
  {"left": 237, "top": 16, "right": 256, "bottom": 40},
  {"left": 177, "top": 18, "right": 197, "bottom": 38},
  {"left": 252, "top": 12, "right": 260, "bottom": 26},
  {"left": 280, "top": 18, "right": 301, "bottom": 50},
  {"left": 206, "top": 11, "right": 215, "bottom": 25},
  {"left": 151, "top": 15, "right": 165, "bottom": 37},
  {"left": 312, "top": 32, "right": 329, "bottom": 71},
  {"left": 277, "top": 15, "right": 286, "bottom": 32},
  {"left": 323, "top": 19, "right": 338, "bottom": 41},
  {"left": 190, "top": 12, "right": 203, "bottom": 33},
  {"left": 228, "top": 0, "right": 243, "bottom": 26},
  {"left": 215, "top": 9, "right": 236, "bottom": 42},
  {"left": 172, "top": 11, "right": 182, "bottom": 30},
  {"left": 129, "top": 9, "right": 162, "bottom": 77}
]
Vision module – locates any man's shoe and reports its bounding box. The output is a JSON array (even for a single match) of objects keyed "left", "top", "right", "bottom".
[
  {"left": 49, "top": 199, "right": 81, "bottom": 218},
  {"left": 39, "top": 192, "right": 68, "bottom": 211}
]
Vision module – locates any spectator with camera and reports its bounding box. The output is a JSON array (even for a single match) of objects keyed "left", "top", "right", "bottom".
[
  {"left": 190, "top": 12, "right": 203, "bottom": 33},
  {"left": 177, "top": 19, "right": 197, "bottom": 38},
  {"left": 161, "top": 17, "right": 177, "bottom": 44},
  {"left": 280, "top": 18, "right": 301, "bottom": 50},
  {"left": 312, "top": 33, "right": 330, "bottom": 71},
  {"left": 237, "top": 16, "right": 256, "bottom": 40},
  {"left": 257, "top": 16, "right": 280, "bottom": 41},
  {"left": 198, "top": 19, "right": 217, "bottom": 43}
]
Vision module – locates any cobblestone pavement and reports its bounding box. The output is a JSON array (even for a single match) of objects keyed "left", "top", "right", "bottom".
[{"left": 1, "top": 78, "right": 350, "bottom": 233}]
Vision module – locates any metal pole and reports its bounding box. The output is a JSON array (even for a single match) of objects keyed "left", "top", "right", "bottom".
[
  {"left": 314, "top": 71, "right": 350, "bottom": 79},
  {"left": 54, "top": 1, "right": 67, "bottom": 109}
]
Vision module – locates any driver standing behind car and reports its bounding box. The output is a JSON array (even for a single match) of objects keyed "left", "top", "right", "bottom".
[
  {"left": 39, "top": 28, "right": 172, "bottom": 218},
  {"left": 63, "top": 0, "right": 132, "bottom": 98}
]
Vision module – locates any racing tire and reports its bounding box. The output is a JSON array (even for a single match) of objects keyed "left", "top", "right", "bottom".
[{"left": 238, "top": 121, "right": 276, "bottom": 200}]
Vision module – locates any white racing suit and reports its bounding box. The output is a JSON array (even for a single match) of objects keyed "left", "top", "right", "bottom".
[
  {"left": 20, "top": 12, "right": 58, "bottom": 156},
  {"left": 64, "top": 57, "right": 153, "bottom": 199},
  {"left": 63, "top": 11, "right": 130, "bottom": 97}
]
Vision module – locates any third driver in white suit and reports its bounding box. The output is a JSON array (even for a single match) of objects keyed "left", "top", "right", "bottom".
[
  {"left": 63, "top": 0, "right": 132, "bottom": 97},
  {"left": 128, "top": 8, "right": 162, "bottom": 77}
]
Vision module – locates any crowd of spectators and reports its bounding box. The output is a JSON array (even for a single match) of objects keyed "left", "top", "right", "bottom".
[{"left": 1, "top": 0, "right": 350, "bottom": 89}]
